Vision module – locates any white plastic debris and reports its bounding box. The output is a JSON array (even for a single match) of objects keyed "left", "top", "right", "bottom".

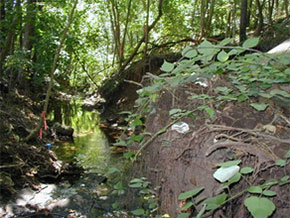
[
  {"left": 213, "top": 165, "right": 240, "bottom": 183},
  {"left": 171, "top": 122, "right": 189, "bottom": 134}
]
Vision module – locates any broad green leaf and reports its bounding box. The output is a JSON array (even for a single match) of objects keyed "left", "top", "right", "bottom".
[
  {"left": 130, "top": 135, "right": 143, "bottom": 142},
  {"left": 244, "top": 196, "right": 275, "bottom": 218},
  {"left": 219, "top": 38, "right": 234, "bottom": 46},
  {"left": 204, "top": 193, "right": 227, "bottom": 210},
  {"left": 270, "top": 89, "right": 290, "bottom": 98},
  {"left": 198, "top": 40, "right": 219, "bottom": 56},
  {"left": 178, "top": 187, "right": 204, "bottom": 200},
  {"left": 259, "top": 93, "right": 272, "bottom": 98},
  {"left": 217, "top": 160, "right": 241, "bottom": 167},
  {"left": 240, "top": 167, "right": 254, "bottom": 174},
  {"left": 205, "top": 107, "right": 215, "bottom": 120},
  {"left": 131, "top": 208, "right": 145, "bottom": 216},
  {"left": 248, "top": 186, "right": 263, "bottom": 194},
  {"left": 130, "top": 178, "right": 144, "bottom": 183},
  {"left": 279, "top": 176, "right": 289, "bottom": 185},
  {"left": 250, "top": 103, "right": 269, "bottom": 111},
  {"left": 242, "top": 37, "right": 259, "bottom": 48},
  {"left": 217, "top": 50, "right": 229, "bottom": 62},
  {"left": 262, "top": 179, "right": 278, "bottom": 188},
  {"left": 182, "top": 46, "right": 197, "bottom": 58},
  {"left": 275, "top": 159, "right": 286, "bottom": 166},
  {"left": 161, "top": 60, "right": 175, "bottom": 72},
  {"left": 262, "top": 190, "right": 276, "bottom": 196},
  {"left": 177, "top": 213, "right": 190, "bottom": 218},
  {"left": 169, "top": 108, "right": 183, "bottom": 116},
  {"left": 114, "top": 140, "right": 127, "bottom": 147},
  {"left": 131, "top": 118, "right": 143, "bottom": 127},
  {"left": 129, "top": 183, "right": 143, "bottom": 188},
  {"left": 106, "top": 167, "right": 120, "bottom": 175},
  {"left": 182, "top": 202, "right": 194, "bottom": 210},
  {"left": 223, "top": 172, "right": 241, "bottom": 186}
]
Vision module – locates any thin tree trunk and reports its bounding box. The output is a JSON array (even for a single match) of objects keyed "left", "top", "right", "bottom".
[
  {"left": 25, "top": 0, "right": 78, "bottom": 142},
  {"left": 206, "top": 0, "right": 215, "bottom": 37},
  {"left": 254, "top": 0, "right": 265, "bottom": 36},
  {"left": 267, "top": 0, "right": 274, "bottom": 26},
  {"left": 247, "top": 0, "right": 253, "bottom": 27},
  {"left": 240, "top": 0, "right": 248, "bottom": 42},
  {"left": 232, "top": 0, "right": 238, "bottom": 39},
  {"left": 0, "top": 0, "right": 21, "bottom": 74},
  {"left": 118, "top": 0, "right": 163, "bottom": 74},
  {"left": 144, "top": 0, "right": 150, "bottom": 55},
  {"left": 284, "top": 0, "right": 289, "bottom": 17},
  {"left": 121, "top": 0, "right": 132, "bottom": 59}
]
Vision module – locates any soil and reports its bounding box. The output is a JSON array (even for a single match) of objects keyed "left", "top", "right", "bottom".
[
  {"left": 0, "top": 88, "right": 83, "bottom": 203},
  {"left": 97, "top": 50, "right": 290, "bottom": 217},
  {"left": 138, "top": 80, "right": 290, "bottom": 217}
]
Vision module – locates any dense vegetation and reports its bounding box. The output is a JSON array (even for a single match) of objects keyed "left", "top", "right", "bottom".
[
  {"left": 0, "top": 0, "right": 289, "bottom": 217},
  {"left": 1, "top": 0, "right": 289, "bottom": 95}
]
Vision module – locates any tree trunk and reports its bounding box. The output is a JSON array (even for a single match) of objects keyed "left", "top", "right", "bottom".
[
  {"left": 254, "top": 0, "right": 265, "bottom": 36},
  {"left": 267, "top": 0, "right": 274, "bottom": 26},
  {"left": 247, "top": 0, "right": 253, "bottom": 27},
  {"left": 0, "top": 0, "right": 21, "bottom": 75},
  {"left": 240, "top": 0, "right": 248, "bottom": 42},
  {"left": 284, "top": 0, "right": 289, "bottom": 17},
  {"left": 144, "top": 0, "right": 150, "bottom": 56},
  {"left": 25, "top": 0, "right": 78, "bottom": 142},
  {"left": 206, "top": 0, "right": 216, "bottom": 37}
]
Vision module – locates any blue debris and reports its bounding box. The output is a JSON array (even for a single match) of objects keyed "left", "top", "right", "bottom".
[{"left": 45, "top": 143, "right": 52, "bottom": 149}]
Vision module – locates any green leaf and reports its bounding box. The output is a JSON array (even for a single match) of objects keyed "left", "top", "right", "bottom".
[
  {"left": 205, "top": 107, "right": 215, "bottom": 120},
  {"left": 129, "top": 183, "right": 143, "bottom": 188},
  {"left": 250, "top": 103, "right": 269, "bottom": 111},
  {"left": 248, "top": 186, "right": 263, "bottom": 194},
  {"left": 240, "top": 167, "right": 254, "bottom": 174},
  {"left": 217, "top": 50, "right": 229, "bottom": 62},
  {"left": 279, "top": 176, "right": 289, "bottom": 185},
  {"left": 106, "top": 167, "right": 120, "bottom": 175},
  {"left": 131, "top": 118, "right": 143, "bottom": 127},
  {"left": 131, "top": 208, "right": 145, "bottom": 216},
  {"left": 262, "top": 190, "right": 276, "bottom": 196},
  {"left": 130, "top": 135, "right": 143, "bottom": 142},
  {"left": 223, "top": 172, "right": 241, "bottom": 186},
  {"left": 270, "top": 89, "right": 290, "bottom": 98},
  {"left": 285, "top": 150, "right": 290, "bottom": 158},
  {"left": 205, "top": 193, "right": 227, "bottom": 210},
  {"left": 177, "top": 213, "right": 190, "bottom": 218},
  {"left": 217, "top": 160, "right": 241, "bottom": 167},
  {"left": 178, "top": 187, "right": 204, "bottom": 200},
  {"left": 244, "top": 196, "right": 275, "bottom": 218},
  {"left": 114, "top": 140, "right": 127, "bottom": 147},
  {"left": 161, "top": 60, "right": 175, "bottom": 72},
  {"left": 219, "top": 38, "right": 234, "bottom": 46},
  {"left": 169, "top": 108, "right": 183, "bottom": 116},
  {"left": 242, "top": 37, "right": 259, "bottom": 48},
  {"left": 182, "top": 46, "right": 197, "bottom": 58},
  {"left": 275, "top": 159, "right": 286, "bottom": 166},
  {"left": 182, "top": 202, "right": 194, "bottom": 210}
]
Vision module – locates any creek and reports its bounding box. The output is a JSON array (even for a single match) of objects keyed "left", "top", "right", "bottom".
[{"left": 1, "top": 100, "right": 130, "bottom": 218}]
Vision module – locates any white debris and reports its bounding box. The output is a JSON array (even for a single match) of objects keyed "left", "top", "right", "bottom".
[
  {"left": 213, "top": 165, "right": 240, "bottom": 183},
  {"left": 171, "top": 122, "right": 190, "bottom": 134}
]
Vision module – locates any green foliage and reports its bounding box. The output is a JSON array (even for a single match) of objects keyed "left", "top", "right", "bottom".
[
  {"left": 244, "top": 197, "right": 276, "bottom": 218},
  {"left": 178, "top": 187, "right": 204, "bottom": 200}
]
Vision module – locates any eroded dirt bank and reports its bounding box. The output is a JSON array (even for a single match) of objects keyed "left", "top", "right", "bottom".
[{"left": 140, "top": 81, "right": 290, "bottom": 217}]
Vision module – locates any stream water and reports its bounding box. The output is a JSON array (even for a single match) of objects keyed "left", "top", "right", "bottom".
[{"left": 1, "top": 102, "right": 130, "bottom": 218}]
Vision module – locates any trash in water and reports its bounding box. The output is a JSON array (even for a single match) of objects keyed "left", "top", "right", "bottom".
[{"left": 171, "top": 122, "right": 189, "bottom": 134}]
